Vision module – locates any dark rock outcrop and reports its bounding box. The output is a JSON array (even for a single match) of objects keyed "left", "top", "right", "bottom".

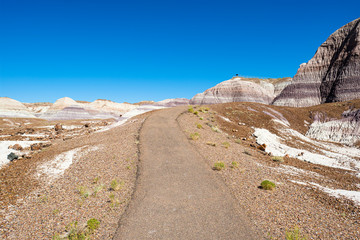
[{"left": 273, "top": 18, "right": 360, "bottom": 107}]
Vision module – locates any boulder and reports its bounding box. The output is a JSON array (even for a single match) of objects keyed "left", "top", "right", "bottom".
[{"left": 7, "top": 152, "right": 18, "bottom": 161}]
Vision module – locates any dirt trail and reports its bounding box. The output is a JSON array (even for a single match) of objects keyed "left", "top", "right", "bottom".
[{"left": 114, "top": 107, "right": 259, "bottom": 239}]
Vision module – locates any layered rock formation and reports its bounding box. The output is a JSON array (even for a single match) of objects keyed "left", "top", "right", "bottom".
[
  {"left": 154, "top": 98, "right": 190, "bottom": 107},
  {"left": 273, "top": 18, "right": 360, "bottom": 107},
  {"left": 0, "top": 97, "right": 35, "bottom": 118},
  {"left": 190, "top": 76, "right": 291, "bottom": 105},
  {"left": 306, "top": 109, "right": 360, "bottom": 146}
]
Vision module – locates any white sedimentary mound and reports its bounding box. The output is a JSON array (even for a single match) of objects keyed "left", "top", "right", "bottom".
[
  {"left": 306, "top": 109, "right": 360, "bottom": 146},
  {"left": 0, "top": 97, "right": 36, "bottom": 118},
  {"left": 190, "top": 77, "right": 276, "bottom": 105}
]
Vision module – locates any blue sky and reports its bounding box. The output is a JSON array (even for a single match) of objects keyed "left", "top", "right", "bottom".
[{"left": 0, "top": 0, "right": 359, "bottom": 103}]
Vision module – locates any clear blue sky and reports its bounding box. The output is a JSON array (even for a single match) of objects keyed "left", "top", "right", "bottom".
[{"left": 0, "top": 0, "right": 359, "bottom": 103}]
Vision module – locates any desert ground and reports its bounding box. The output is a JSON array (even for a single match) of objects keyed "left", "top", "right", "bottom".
[{"left": 0, "top": 102, "right": 360, "bottom": 239}]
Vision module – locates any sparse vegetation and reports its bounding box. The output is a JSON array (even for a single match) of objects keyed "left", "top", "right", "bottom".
[
  {"left": 188, "top": 106, "right": 194, "bottom": 113},
  {"left": 194, "top": 111, "right": 199, "bottom": 115},
  {"left": 235, "top": 139, "right": 241, "bottom": 144},
  {"left": 213, "top": 161, "right": 225, "bottom": 171},
  {"left": 87, "top": 218, "right": 100, "bottom": 233},
  {"left": 92, "top": 176, "right": 100, "bottom": 184},
  {"left": 272, "top": 156, "right": 284, "bottom": 163},
  {"left": 206, "top": 142, "right": 216, "bottom": 146},
  {"left": 285, "top": 226, "right": 307, "bottom": 240},
  {"left": 230, "top": 161, "right": 238, "bottom": 168},
  {"left": 196, "top": 123, "right": 203, "bottom": 129},
  {"left": 222, "top": 142, "right": 230, "bottom": 149},
  {"left": 78, "top": 186, "right": 91, "bottom": 199},
  {"left": 92, "top": 184, "right": 104, "bottom": 197},
  {"left": 190, "top": 132, "right": 200, "bottom": 140},
  {"left": 260, "top": 180, "right": 276, "bottom": 190},
  {"left": 109, "top": 193, "right": 120, "bottom": 207},
  {"left": 53, "top": 218, "right": 100, "bottom": 240},
  {"left": 211, "top": 126, "right": 221, "bottom": 133},
  {"left": 199, "top": 117, "right": 204, "bottom": 120},
  {"left": 110, "top": 179, "right": 123, "bottom": 191}
]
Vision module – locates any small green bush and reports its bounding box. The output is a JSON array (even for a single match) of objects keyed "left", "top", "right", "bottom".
[
  {"left": 109, "top": 193, "right": 120, "bottom": 207},
  {"left": 190, "top": 132, "right": 200, "bottom": 140},
  {"left": 78, "top": 186, "right": 90, "bottom": 199},
  {"left": 199, "top": 117, "right": 204, "bottom": 120},
  {"left": 87, "top": 218, "right": 100, "bottom": 233},
  {"left": 110, "top": 180, "right": 123, "bottom": 191},
  {"left": 211, "top": 126, "right": 221, "bottom": 133},
  {"left": 222, "top": 142, "right": 230, "bottom": 149},
  {"left": 194, "top": 111, "right": 199, "bottom": 115},
  {"left": 285, "top": 226, "right": 307, "bottom": 240},
  {"left": 230, "top": 161, "right": 238, "bottom": 168},
  {"left": 188, "top": 106, "right": 194, "bottom": 113},
  {"left": 196, "top": 123, "right": 203, "bottom": 129},
  {"left": 213, "top": 161, "right": 225, "bottom": 171},
  {"left": 260, "top": 180, "right": 276, "bottom": 190}
]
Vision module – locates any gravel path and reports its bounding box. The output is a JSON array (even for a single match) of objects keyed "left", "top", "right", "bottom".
[{"left": 114, "top": 106, "right": 260, "bottom": 239}]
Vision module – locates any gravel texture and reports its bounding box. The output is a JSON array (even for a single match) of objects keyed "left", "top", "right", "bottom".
[
  {"left": 178, "top": 106, "right": 360, "bottom": 239},
  {"left": 0, "top": 115, "right": 147, "bottom": 239}
]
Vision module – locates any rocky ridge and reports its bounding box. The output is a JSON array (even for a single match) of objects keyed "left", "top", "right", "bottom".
[{"left": 273, "top": 18, "right": 360, "bottom": 107}]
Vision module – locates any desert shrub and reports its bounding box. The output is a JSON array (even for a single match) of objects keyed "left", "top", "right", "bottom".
[
  {"left": 196, "top": 123, "right": 203, "bottom": 129},
  {"left": 92, "top": 184, "right": 104, "bottom": 197},
  {"left": 260, "top": 180, "right": 276, "bottom": 190},
  {"left": 109, "top": 193, "right": 120, "bottom": 207},
  {"left": 285, "top": 226, "right": 307, "bottom": 240},
  {"left": 190, "top": 132, "right": 200, "bottom": 140},
  {"left": 92, "top": 176, "right": 100, "bottom": 184},
  {"left": 272, "top": 156, "right": 284, "bottom": 163},
  {"left": 230, "top": 161, "right": 238, "bottom": 168},
  {"left": 194, "top": 111, "right": 199, "bottom": 115},
  {"left": 206, "top": 142, "right": 216, "bottom": 146},
  {"left": 78, "top": 186, "right": 90, "bottom": 199},
  {"left": 87, "top": 218, "right": 100, "bottom": 233},
  {"left": 211, "top": 126, "right": 221, "bottom": 133},
  {"left": 110, "top": 180, "right": 123, "bottom": 191},
  {"left": 199, "top": 117, "right": 204, "bottom": 120},
  {"left": 222, "top": 142, "right": 230, "bottom": 148},
  {"left": 213, "top": 161, "right": 225, "bottom": 171},
  {"left": 188, "top": 106, "right": 194, "bottom": 113}
]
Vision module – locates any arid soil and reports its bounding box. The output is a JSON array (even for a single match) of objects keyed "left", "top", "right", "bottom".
[
  {"left": 1, "top": 102, "right": 360, "bottom": 239},
  {"left": 0, "top": 115, "right": 148, "bottom": 239},
  {"left": 178, "top": 104, "right": 360, "bottom": 239}
]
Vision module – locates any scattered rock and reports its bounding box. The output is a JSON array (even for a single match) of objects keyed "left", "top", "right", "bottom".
[
  {"left": 9, "top": 144, "right": 23, "bottom": 151},
  {"left": 257, "top": 143, "right": 266, "bottom": 151},
  {"left": 7, "top": 152, "right": 18, "bottom": 161},
  {"left": 31, "top": 143, "right": 42, "bottom": 151},
  {"left": 54, "top": 123, "right": 63, "bottom": 131}
]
